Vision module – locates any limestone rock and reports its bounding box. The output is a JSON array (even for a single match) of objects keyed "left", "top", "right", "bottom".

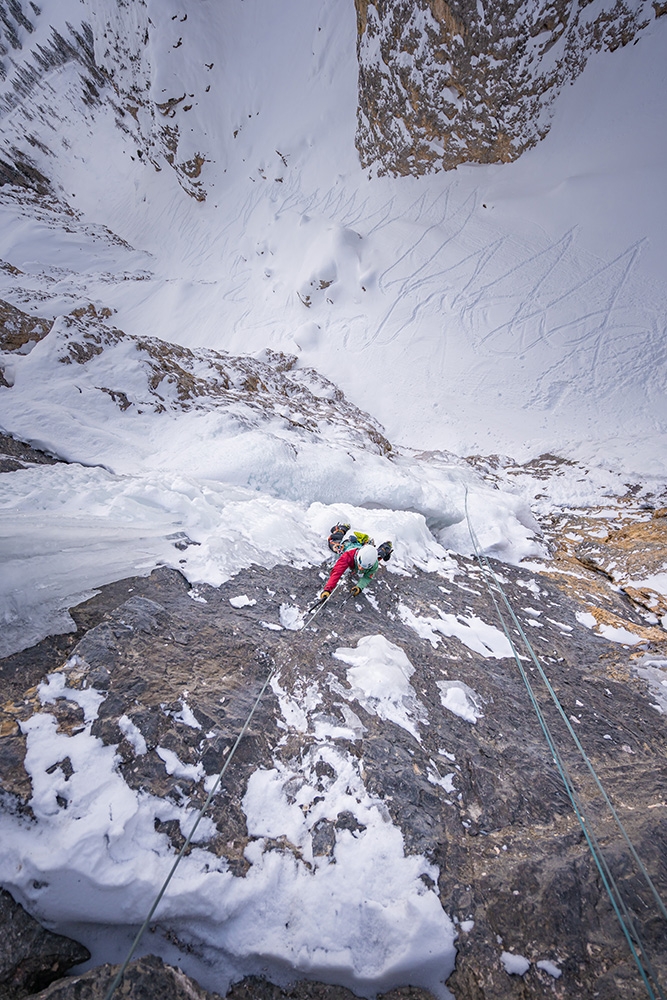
[
  {"left": 355, "top": 0, "right": 656, "bottom": 175},
  {"left": 0, "top": 888, "right": 89, "bottom": 999},
  {"left": 0, "top": 310, "right": 392, "bottom": 456},
  {"left": 2, "top": 559, "right": 666, "bottom": 998}
]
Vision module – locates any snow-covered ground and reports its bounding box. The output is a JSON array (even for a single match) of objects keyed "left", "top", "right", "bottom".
[
  {"left": 0, "top": 0, "right": 666, "bottom": 995},
  {"left": 1, "top": 0, "right": 666, "bottom": 471},
  {"left": 0, "top": 656, "right": 459, "bottom": 998},
  {"left": 0, "top": 1, "right": 665, "bottom": 651}
]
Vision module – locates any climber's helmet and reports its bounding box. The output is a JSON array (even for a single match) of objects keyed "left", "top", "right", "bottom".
[{"left": 355, "top": 544, "right": 378, "bottom": 571}]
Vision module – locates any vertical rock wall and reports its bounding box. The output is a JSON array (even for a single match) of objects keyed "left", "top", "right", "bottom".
[{"left": 355, "top": 0, "right": 658, "bottom": 175}]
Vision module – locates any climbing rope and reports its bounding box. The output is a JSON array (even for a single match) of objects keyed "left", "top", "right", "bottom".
[
  {"left": 104, "top": 656, "right": 278, "bottom": 1000},
  {"left": 106, "top": 577, "right": 340, "bottom": 997},
  {"left": 301, "top": 581, "right": 345, "bottom": 629},
  {"left": 302, "top": 593, "right": 332, "bottom": 628},
  {"left": 464, "top": 487, "right": 666, "bottom": 1000}
]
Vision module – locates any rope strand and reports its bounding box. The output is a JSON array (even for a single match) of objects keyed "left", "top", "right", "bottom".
[
  {"left": 106, "top": 581, "right": 337, "bottom": 998},
  {"left": 464, "top": 487, "right": 666, "bottom": 999},
  {"left": 104, "top": 658, "right": 278, "bottom": 1000}
]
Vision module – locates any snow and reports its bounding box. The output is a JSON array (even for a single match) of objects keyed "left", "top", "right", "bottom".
[
  {"left": 118, "top": 715, "right": 148, "bottom": 756},
  {"left": 0, "top": 0, "right": 666, "bottom": 994},
  {"left": 229, "top": 595, "right": 257, "bottom": 608},
  {"left": 279, "top": 603, "right": 304, "bottom": 630},
  {"left": 427, "top": 766, "right": 456, "bottom": 793},
  {"left": 537, "top": 959, "right": 562, "bottom": 979},
  {"left": 576, "top": 610, "right": 645, "bottom": 646},
  {"left": 239, "top": 751, "right": 456, "bottom": 998},
  {"left": 333, "top": 635, "right": 428, "bottom": 742},
  {"left": 170, "top": 701, "right": 203, "bottom": 730},
  {"left": 398, "top": 602, "right": 514, "bottom": 659},
  {"left": 38, "top": 669, "right": 105, "bottom": 724},
  {"left": 0, "top": 462, "right": 547, "bottom": 658},
  {"left": 156, "top": 747, "right": 205, "bottom": 784},
  {"left": 1, "top": 667, "right": 457, "bottom": 1000},
  {"left": 627, "top": 572, "right": 667, "bottom": 602},
  {"left": 437, "top": 682, "right": 485, "bottom": 725},
  {"left": 500, "top": 951, "right": 531, "bottom": 976},
  {"left": 1, "top": 7, "right": 666, "bottom": 479},
  {"left": 270, "top": 674, "right": 321, "bottom": 734},
  {"left": 597, "top": 623, "right": 644, "bottom": 646}
]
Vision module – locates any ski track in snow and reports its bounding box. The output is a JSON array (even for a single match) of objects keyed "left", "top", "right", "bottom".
[
  {"left": 0, "top": 1, "right": 666, "bottom": 994},
  {"left": 198, "top": 167, "right": 667, "bottom": 468}
]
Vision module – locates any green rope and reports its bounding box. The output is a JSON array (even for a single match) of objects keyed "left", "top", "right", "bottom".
[
  {"left": 464, "top": 488, "right": 666, "bottom": 1000},
  {"left": 106, "top": 578, "right": 335, "bottom": 998},
  {"left": 104, "top": 659, "right": 278, "bottom": 1000}
]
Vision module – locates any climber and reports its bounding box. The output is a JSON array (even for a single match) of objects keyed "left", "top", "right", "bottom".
[{"left": 319, "top": 524, "right": 393, "bottom": 600}]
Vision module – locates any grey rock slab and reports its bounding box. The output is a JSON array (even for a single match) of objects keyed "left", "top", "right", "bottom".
[
  {"left": 0, "top": 888, "right": 89, "bottom": 1000},
  {"left": 1, "top": 561, "right": 666, "bottom": 999}
]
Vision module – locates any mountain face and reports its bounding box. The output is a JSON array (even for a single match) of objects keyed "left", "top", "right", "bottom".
[
  {"left": 0, "top": 0, "right": 662, "bottom": 196},
  {"left": 1, "top": 550, "right": 666, "bottom": 1000},
  {"left": 0, "top": 0, "right": 206, "bottom": 203},
  {"left": 0, "top": 298, "right": 392, "bottom": 456},
  {"left": 354, "top": 0, "right": 659, "bottom": 174},
  {"left": 1, "top": 0, "right": 665, "bottom": 471},
  {"left": 1, "top": 0, "right": 666, "bottom": 999}
]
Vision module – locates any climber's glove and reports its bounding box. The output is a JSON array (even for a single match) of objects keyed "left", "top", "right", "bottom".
[{"left": 350, "top": 586, "right": 361, "bottom": 596}]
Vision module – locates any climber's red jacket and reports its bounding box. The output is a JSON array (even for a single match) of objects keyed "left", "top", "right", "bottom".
[
  {"left": 323, "top": 545, "right": 378, "bottom": 594},
  {"left": 323, "top": 548, "right": 357, "bottom": 593}
]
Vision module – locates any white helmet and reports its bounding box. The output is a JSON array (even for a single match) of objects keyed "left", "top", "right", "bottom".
[{"left": 356, "top": 544, "right": 378, "bottom": 570}]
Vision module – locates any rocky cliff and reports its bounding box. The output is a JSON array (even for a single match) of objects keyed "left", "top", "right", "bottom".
[
  {"left": 1, "top": 460, "right": 666, "bottom": 998},
  {"left": 354, "top": 0, "right": 662, "bottom": 174},
  {"left": 2, "top": 0, "right": 664, "bottom": 202}
]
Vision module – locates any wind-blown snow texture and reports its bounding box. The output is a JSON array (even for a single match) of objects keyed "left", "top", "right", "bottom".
[
  {"left": 0, "top": 0, "right": 665, "bottom": 470},
  {"left": 0, "top": 0, "right": 666, "bottom": 996}
]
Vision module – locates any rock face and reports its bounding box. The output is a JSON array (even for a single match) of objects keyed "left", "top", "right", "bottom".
[
  {"left": 542, "top": 501, "right": 667, "bottom": 643},
  {"left": 1, "top": 550, "right": 666, "bottom": 999},
  {"left": 1, "top": 0, "right": 662, "bottom": 201},
  {"left": 32, "top": 953, "right": 219, "bottom": 1000},
  {"left": 354, "top": 0, "right": 658, "bottom": 175},
  {"left": 0, "top": 301, "right": 392, "bottom": 463},
  {"left": 0, "top": 888, "right": 90, "bottom": 999},
  {"left": 0, "top": 432, "right": 61, "bottom": 473}
]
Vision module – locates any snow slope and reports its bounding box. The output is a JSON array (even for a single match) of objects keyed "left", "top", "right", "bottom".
[
  {"left": 0, "top": 2, "right": 666, "bottom": 995},
  {"left": 0, "top": 659, "right": 458, "bottom": 998},
  {"left": 0, "top": 0, "right": 664, "bottom": 658},
  {"left": 0, "top": 0, "right": 665, "bottom": 472}
]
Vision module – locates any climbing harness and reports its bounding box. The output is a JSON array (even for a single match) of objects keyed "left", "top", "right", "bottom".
[
  {"left": 103, "top": 656, "right": 278, "bottom": 1000},
  {"left": 464, "top": 487, "right": 667, "bottom": 1000}
]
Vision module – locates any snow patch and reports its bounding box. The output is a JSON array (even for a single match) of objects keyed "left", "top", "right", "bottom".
[
  {"left": 537, "top": 959, "right": 562, "bottom": 978},
  {"left": 501, "top": 952, "right": 530, "bottom": 976},
  {"left": 156, "top": 747, "right": 205, "bottom": 784},
  {"left": 437, "top": 682, "right": 484, "bottom": 724},
  {"left": 398, "top": 603, "right": 513, "bottom": 659},
  {"left": 229, "top": 595, "right": 257, "bottom": 608},
  {"left": 241, "top": 746, "right": 457, "bottom": 996},
  {"left": 118, "top": 715, "right": 147, "bottom": 756},
  {"left": 333, "top": 635, "right": 428, "bottom": 741}
]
